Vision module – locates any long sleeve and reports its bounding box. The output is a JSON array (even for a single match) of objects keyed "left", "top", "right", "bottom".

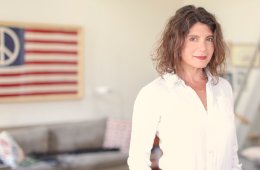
[
  {"left": 128, "top": 87, "right": 161, "bottom": 170},
  {"left": 231, "top": 130, "right": 242, "bottom": 170},
  {"left": 228, "top": 81, "right": 242, "bottom": 170}
]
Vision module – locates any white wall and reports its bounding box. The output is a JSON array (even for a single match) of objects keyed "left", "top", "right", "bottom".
[
  {"left": 0, "top": 0, "right": 182, "bottom": 127},
  {"left": 0, "top": 0, "right": 259, "bottom": 127},
  {"left": 181, "top": 0, "right": 260, "bottom": 44}
]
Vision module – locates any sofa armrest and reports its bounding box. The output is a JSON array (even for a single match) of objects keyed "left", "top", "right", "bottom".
[{"left": 0, "top": 165, "right": 11, "bottom": 170}]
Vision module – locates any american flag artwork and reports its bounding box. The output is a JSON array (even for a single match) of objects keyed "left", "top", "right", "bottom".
[{"left": 0, "top": 22, "right": 84, "bottom": 102}]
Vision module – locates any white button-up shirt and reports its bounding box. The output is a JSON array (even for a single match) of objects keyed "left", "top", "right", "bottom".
[{"left": 128, "top": 72, "right": 242, "bottom": 170}]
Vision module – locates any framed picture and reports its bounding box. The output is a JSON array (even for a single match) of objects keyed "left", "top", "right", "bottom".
[
  {"left": 0, "top": 21, "right": 84, "bottom": 102},
  {"left": 222, "top": 72, "right": 233, "bottom": 88},
  {"left": 229, "top": 43, "right": 259, "bottom": 67}
]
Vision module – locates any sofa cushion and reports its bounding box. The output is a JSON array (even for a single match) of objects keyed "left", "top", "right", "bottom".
[
  {"left": 56, "top": 152, "right": 128, "bottom": 170},
  {"left": 96, "top": 165, "right": 129, "bottom": 170},
  {"left": 7, "top": 127, "right": 49, "bottom": 155},
  {"left": 15, "top": 161, "right": 62, "bottom": 170},
  {"left": 49, "top": 118, "right": 106, "bottom": 153},
  {"left": 0, "top": 165, "right": 11, "bottom": 170}
]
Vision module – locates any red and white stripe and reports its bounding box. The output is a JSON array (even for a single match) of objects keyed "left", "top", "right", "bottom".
[{"left": 0, "top": 28, "right": 80, "bottom": 98}]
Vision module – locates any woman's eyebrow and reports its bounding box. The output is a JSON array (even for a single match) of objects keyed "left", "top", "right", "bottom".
[
  {"left": 187, "top": 34, "right": 213, "bottom": 38},
  {"left": 187, "top": 34, "right": 199, "bottom": 38}
]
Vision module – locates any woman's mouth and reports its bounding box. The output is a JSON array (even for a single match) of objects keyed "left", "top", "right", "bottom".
[{"left": 194, "top": 56, "right": 207, "bottom": 60}]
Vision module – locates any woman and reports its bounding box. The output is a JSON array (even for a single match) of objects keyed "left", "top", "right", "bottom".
[{"left": 128, "top": 5, "right": 242, "bottom": 170}]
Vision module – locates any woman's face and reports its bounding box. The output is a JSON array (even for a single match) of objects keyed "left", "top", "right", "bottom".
[{"left": 181, "top": 22, "right": 214, "bottom": 70}]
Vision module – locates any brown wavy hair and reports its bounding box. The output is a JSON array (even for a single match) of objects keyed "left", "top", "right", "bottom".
[{"left": 153, "top": 5, "right": 227, "bottom": 78}]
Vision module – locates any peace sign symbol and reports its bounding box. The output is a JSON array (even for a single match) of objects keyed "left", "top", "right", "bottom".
[{"left": 0, "top": 27, "right": 20, "bottom": 66}]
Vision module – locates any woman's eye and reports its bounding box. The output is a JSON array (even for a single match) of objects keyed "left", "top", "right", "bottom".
[
  {"left": 207, "top": 37, "right": 214, "bottom": 42},
  {"left": 189, "top": 37, "right": 197, "bottom": 41}
]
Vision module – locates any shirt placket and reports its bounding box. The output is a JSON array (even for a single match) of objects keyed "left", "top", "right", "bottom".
[
  {"left": 183, "top": 83, "right": 209, "bottom": 170},
  {"left": 205, "top": 83, "right": 216, "bottom": 170}
]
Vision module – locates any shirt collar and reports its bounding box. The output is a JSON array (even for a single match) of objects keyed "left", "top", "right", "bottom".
[
  {"left": 162, "top": 69, "right": 216, "bottom": 89},
  {"left": 162, "top": 73, "right": 184, "bottom": 89}
]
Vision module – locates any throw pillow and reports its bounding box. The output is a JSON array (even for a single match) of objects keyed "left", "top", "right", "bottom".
[
  {"left": 0, "top": 131, "right": 25, "bottom": 168},
  {"left": 103, "top": 118, "right": 131, "bottom": 153}
]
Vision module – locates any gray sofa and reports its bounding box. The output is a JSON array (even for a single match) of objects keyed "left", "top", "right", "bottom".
[{"left": 0, "top": 118, "right": 128, "bottom": 170}]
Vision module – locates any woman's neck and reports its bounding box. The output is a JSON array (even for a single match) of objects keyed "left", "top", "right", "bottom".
[{"left": 179, "top": 68, "right": 207, "bottom": 84}]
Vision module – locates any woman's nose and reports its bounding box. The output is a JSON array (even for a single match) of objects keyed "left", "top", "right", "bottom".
[{"left": 198, "top": 41, "right": 207, "bottom": 52}]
